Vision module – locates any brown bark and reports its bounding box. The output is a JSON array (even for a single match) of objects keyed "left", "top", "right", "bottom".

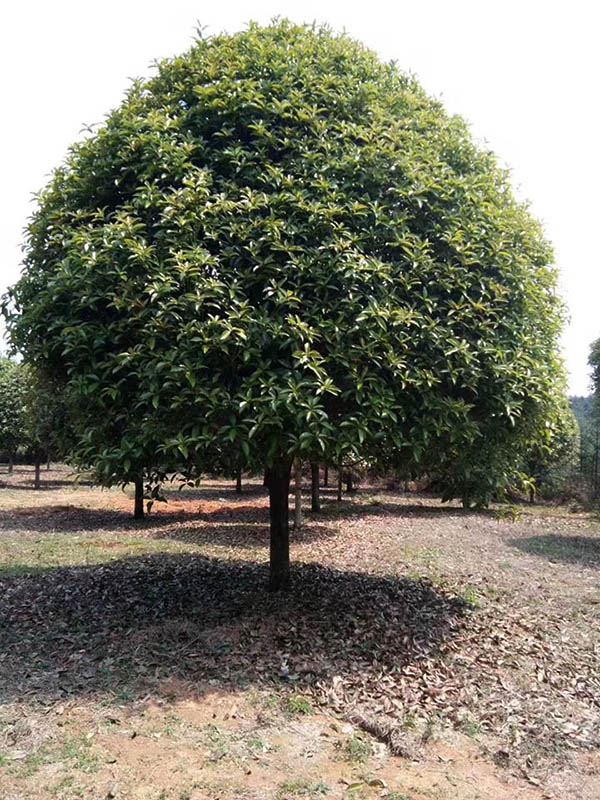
[
  {"left": 134, "top": 478, "right": 144, "bottom": 519},
  {"left": 311, "top": 462, "right": 320, "bottom": 512},
  {"left": 236, "top": 468, "right": 242, "bottom": 494},
  {"left": 293, "top": 458, "right": 303, "bottom": 530},
  {"left": 346, "top": 473, "right": 353, "bottom": 493},
  {"left": 34, "top": 458, "right": 41, "bottom": 490},
  {"left": 323, "top": 465, "right": 329, "bottom": 487},
  {"left": 337, "top": 465, "right": 343, "bottom": 502},
  {"left": 268, "top": 459, "right": 292, "bottom": 592}
]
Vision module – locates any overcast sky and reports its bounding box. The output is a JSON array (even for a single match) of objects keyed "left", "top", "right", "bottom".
[{"left": 2, "top": 0, "right": 598, "bottom": 394}]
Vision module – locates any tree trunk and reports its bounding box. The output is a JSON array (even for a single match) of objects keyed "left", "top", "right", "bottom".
[
  {"left": 293, "top": 458, "right": 303, "bottom": 530},
  {"left": 311, "top": 462, "right": 320, "bottom": 512},
  {"left": 8, "top": 454, "right": 13, "bottom": 474},
  {"left": 323, "top": 465, "right": 329, "bottom": 487},
  {"left": 529, "top": 484, "right": 535, "bottom": 504},
  {"left": 337, "top": 466, "right": 343, "bottom": 502},
  {"left": 269, "top": 459, "right": 292, "bottom": 592},
  {"left": 345, "top": 473, "right": 353, "bottom": 493},
  {"left": 134, "top": 478, "right": 144, "bottom": 519},
  {"left": 263, "top": 467, "right": 270, "bottom": 488},
  {"left": 34, "top": 458, "right": 41, "bottom": 490},
  {"left": 236, "top": 468, "right": 242, "bottom": 494},
  {"left": 47, "top": 453, "right": 51, "bottom": 471}
]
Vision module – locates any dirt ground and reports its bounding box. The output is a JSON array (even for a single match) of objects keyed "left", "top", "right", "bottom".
[{"left": 1, "top": 465, "right": 599, "bottom": 800}]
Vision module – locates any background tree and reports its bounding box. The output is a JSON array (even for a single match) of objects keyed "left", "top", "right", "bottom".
[
  {"left": 0, "top": 358, "right": 28, "bottom": 472},
  {"left": 4, "top": 21, "right": 566, "bottom": 589},
  {"left": 584, "top": 338, "right": 600, "bottom": 497},
  {"left": 523, "top": 394, "right": 579, "bottom": 502},
  {"left": 22, "top": 370, "right": 73, "bottom": 488},
  {"left": 571, "top": 394, "right": 599, "bottom": 498}
]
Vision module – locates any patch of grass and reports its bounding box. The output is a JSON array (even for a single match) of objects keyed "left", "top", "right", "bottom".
[
  {"left": 162, "top": 713, "right": 182, "bottom": 738},
  {"left": 0, "top": 531, "right": 195, "bottom": 577},
  {"left": 9, "top": 748, "right": 50, "bottom": 778},
  {"left": 494, "top": 505, "right": 522, "bottom": 523},
  {"left": 203, "top": 723, "right": 231, "bottom": 761},
  {"left": 458, "top": 716, "right": 482, "bottom": 738},
  {"left": 6, "top": 735, "right": 100, "bottom": 780},
  {"left": 101, "top": 688, "right": 134, "bottom": 705},
  {"left": 337, "top": 734, "right": 372, "bottom": 763},
  {"left": 245, "top": 734, "right": 268, "bottom": 753},
  {"left": 50, "top": 774, "right": 77, "bottom": 795},
  {"left": 0, "top": 564, "right": 57, "bottom": 579},
  {"left": 286, "top": 694, "right": 313, "bottom": 715},
  {"left": 402, "top": 711, "right": 417, "bottom": 730},
  {"left": 278, "top": 778, "right": 329, "bottom": 797},
  {"left": 460, "top": 584, "right": 482, "bottom": 608},
  {"left": 58, "top": 735, "right": 101, "bottom": 773}
]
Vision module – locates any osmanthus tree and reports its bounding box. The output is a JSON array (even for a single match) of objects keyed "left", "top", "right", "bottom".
[
  {"left": 0, "top": 357, "right": 29, "bottom": 471},
  {"left": 586, "top": 338, "right": 600, "bottom": 497},
  {"left": 4, "top": 21, "right": 565, "bottom": 589},
  {"left": 589, "top": 339, "right": 600, "bottom": 399}
]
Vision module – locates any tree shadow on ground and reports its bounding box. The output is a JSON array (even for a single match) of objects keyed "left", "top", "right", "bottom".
[
  {"left": 317, "top": 495, "right": 481, "bottom": 520},
  {"left": 168, "top": 482, "right": 268, "bottom": 502},
  {"left": 0, "top": 479, "right": 95, "bottom": 491},
  {"left": 154, "top": 518, "right": 336, "bottom": 549},
  {"left": 0, "top": 503, "right": 333, "bottom": 547},
  {"left": 0, "top": 554, "right": 469, "bottom": 705},
  {"left": 509, "top": 534, "right": 600, "bottom": 568},
  {"left": 0, "top": 506, "right": 176, "bottom": 534}
]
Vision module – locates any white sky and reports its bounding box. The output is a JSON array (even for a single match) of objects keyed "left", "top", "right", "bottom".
[{"left": 2, "top": 0, "right": 598, "bottom": 394}]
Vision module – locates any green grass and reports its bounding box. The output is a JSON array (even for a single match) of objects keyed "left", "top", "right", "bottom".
[
  {"left": 7, "top": 734, "right": 100, "bottom": 779},
  {"left": 278, "top": 778, "right": 329, "bottom": 797},
  {"left": 286, "top": 694, "right": 313, "bottom": 715},
  {"left": 337, "top": 735, "right": 372, "bottom": 764},
  {"left": 0, "top": 534, "right": 195, "bottom": 578},
  {"left": 458, "top": 716, "right": 482, "bottom": 738},
  {"left": 460, "top": 584, "right": 482, "bottom": 608},
  {"left": 493, "top": 505, "right": 523, "bottom": 523}
]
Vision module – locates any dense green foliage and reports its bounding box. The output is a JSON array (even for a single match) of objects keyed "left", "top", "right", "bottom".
[
  {"left": 0, "top": 358, "right": 28, "bottom": 463},
  {"left": 578, "top": 338, "right": 600, "bottom": 498},
  {"left": 0, "top": 358, "right": 66, "bottom": 470},
  {"left": 524, "top": 394, "right": 579, "bottom": 500},
  {"left": 4, "top": 22, "right": 565, "bottom": 520},
  {"left": 570, "top": 394, "right": 598, "bottom": 497},
  {"left": 589, "top": 339, "right": 600, "bottom": 395}
]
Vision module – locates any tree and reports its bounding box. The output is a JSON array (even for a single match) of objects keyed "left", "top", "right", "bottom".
[
  {"left": 589, "top": 339, "right": 600, "bottom": 395},
  {"left": 523, "top": 394, "right": 579, "bottom": 502},
  {"left": 571, "top": 394, "right": 599, "bottom": 498},
  {"left": 22, "top": 370, "right": 73, "bottom": 489},
  {"left": 0, "top": 358, "right": 29, "bottom": 471},
  {"left": 586, "top": 338, "right": 600, "bottom": 497},
  {"left": 4, "top": 21, "right": 565, "bottom": 589}
]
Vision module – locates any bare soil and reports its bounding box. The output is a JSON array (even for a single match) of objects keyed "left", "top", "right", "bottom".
[{"left": 1, "top": 465, "right": 599, "bottom": 799}]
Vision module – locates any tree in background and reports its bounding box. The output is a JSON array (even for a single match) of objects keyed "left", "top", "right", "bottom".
[
  {"left": 22, "top": 370, "right": 73, "bottom": 488},
  {"left": 583, "top": 338, "right": 600, "bottom": 497},
  {"left": 523, "top": 395, "right": 579, "bottom": 502},
  {"left": 0, "top": 358, "right": 28, "bottom": 472},
  {"left": 4, "top": 21, "right": 566, "bottom": 589}
]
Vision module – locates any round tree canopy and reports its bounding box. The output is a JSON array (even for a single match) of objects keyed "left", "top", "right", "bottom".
[{"left": 5, "top": 20, "right": 564, "bottom": 505}]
